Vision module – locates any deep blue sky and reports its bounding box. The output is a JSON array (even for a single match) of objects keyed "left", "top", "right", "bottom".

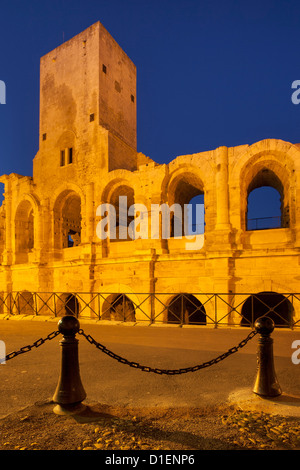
[{"left": 0, "top": 0, "right": 300, "bottom": 182}]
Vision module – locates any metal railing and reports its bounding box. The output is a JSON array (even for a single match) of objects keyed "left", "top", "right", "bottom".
[
  {"left": 0, "top": 291, "right": 299, "bottom": 329},
  {"left": 247, "top": 216, "right": 282, "bottom": 231}
]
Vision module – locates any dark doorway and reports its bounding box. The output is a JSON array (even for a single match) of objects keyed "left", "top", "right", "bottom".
[
  {"left": 167, "top": 294, "right": 206, "bottom": 325},
  {"left": 241, "top": 292, "right": 293, "bottom": 328},
  {"left": 65, "top": 294, "right": 79, "bottom": 317}
]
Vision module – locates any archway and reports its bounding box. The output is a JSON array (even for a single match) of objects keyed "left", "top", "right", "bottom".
[
  {"left": 109, "top": 185, "right": 135, "bottom": 241},
  {"left": 54, "top": 191, "right": 81, "bottom": 249},
  {"left": 167, "top": 294, "right": 206, "bottom": 325},
  {"left": 168, "top": 173, "right": 205, "bottom": 238},
  {"left": 17, "top": 291, "right": 34, "bottom": 315},
  {"left": 241, "top": 292, "right": 294, "bottom": 328},
  {"left": 15, "top": 200, "right": 34, "bottom": 263},
  {"left": 246, "top": 168, "right": 289, "bottom": 230},
  {"left": 102, "top": 294, "right": 136, "bottom": 321},
  {"left": 65, "top": 294, "right": 80, "bottom": 317},
  {"left": 56, "top": 293, "right": 80, "bottom": 317}
]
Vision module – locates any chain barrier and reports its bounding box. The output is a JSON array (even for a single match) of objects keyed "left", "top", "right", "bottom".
[
  {"left": 4, "top": 330, "right": 60, "bottom": 362},
  {"left": 3, "top": 325, "right": 257, "bottom": 375},
  {"left": 78, "top": 328, "right": 257, "bottom": 375}
]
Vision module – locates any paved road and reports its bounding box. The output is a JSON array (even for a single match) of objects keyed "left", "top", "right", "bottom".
[{"left": 0, "top": 317, "right": 300, "bottom": 418}]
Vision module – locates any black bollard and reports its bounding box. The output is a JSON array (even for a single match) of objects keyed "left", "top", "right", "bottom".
[
  {"left": 53, "top": 315, "right": 87, "bottom": 415},
  {"left": 253, "top": 316, "right": 282, "bottom": 397}
]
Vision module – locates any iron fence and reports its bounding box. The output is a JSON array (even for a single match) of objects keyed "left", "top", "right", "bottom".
[{"left": 0, "top": 291, "right": 299, "bottom": 329}]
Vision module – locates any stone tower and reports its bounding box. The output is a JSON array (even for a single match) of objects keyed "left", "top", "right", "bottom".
[{"left": 34, "top": 20, "right": 137, "bottom": 192}]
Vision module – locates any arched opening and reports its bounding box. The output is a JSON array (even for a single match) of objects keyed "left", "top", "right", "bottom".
[
  {"left": 54, "top": 191, "right": 81, "bottom": 249},
  {"left": 241, "top": 292, "right": 294, "bottom": 328},
  {"left": 0, "top": 183, "right": 4, "bottom": 206},
  {"left": 109, "top": 185, "right": 135, "bottom": 241},
  {"left": 102, "top": 294, "right": 136, "bottom": 321},
  {"left": 246, "top": 169, "right": 288, "bottom": 230},
  {"left": 169, "top": 174, "right": 205, "bottom": 238},
  {"left": 187, "top": 194, "right": 205, "bottom": 235},
  {"left": 65, "top": 294, "right": 80, "bottom": 317},
  {"left": 17, "top": 291, "right": 34, "bottom": 315},
  {"left": 15, "top": 200, "right": 34, "bottom": 263},
  {"left": 167, "top": 294, "right": 206, "bottom": 325},
  {"left": 56, "top": 293, "right": 80, "bottom": 317}
]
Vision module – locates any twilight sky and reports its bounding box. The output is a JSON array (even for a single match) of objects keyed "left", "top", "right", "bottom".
[{"left": 0, "top": 0, "right": 300, "bottom": 190}]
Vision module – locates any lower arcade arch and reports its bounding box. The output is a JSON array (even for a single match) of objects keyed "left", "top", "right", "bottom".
[
  {"left": 240, "top": 292, "right": 294, "bottom": 328},
  {"left": 166, "top": 294, "right": 206, "bottom": 325},
  {"left": 56, "top": 293, "right": 80, "bottom": 317},
  {"left": 102, "top": 294, "right": 136, "bottom": 322}
]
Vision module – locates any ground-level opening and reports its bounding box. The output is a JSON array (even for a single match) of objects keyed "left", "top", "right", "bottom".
[
  {"left": 167, "top": 294, "right": 206, "bottom": 325},
  {"left": 56, "top": 293, "right": 80, "bottom": 317},
  {"left": 17, "top": 291, "right": 34, "bottom": 315},
  {"left": 241, "top": 292, "right": 294, "bottom": 328},
  {"left": 102, "top": 294, "right": 136, "bottom": 321}
]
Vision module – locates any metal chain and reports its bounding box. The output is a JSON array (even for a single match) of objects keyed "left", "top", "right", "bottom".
[
  {"left": 78, "top": 328, "right": 257, "bottom": 375},
  {"left": 4, "top": 330, "right": 60, "bottom": 362}
]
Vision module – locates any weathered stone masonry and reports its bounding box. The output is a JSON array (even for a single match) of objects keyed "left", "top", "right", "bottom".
[{"left": 0, "top": 21, "right": 300, "bottom": 326}]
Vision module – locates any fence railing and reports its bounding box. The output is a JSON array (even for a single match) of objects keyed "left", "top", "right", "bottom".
[
  {"left": 247, "top": 216, "right": 282, "bottom": 231},
  {"left": 0, "top": 291, "right": 299, "bottom": 329}
]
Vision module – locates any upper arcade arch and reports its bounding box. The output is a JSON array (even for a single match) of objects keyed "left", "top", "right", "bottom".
[
  {"left": 14, "top": 194, "right": 40, "bottom": 263},
  {"left": 163, "top": 167, "right": 207, "bottom": 238},
  {"left": 52, "top": 188, "right": 82, "bottom": 249},
  {"left": 230, "top": 140, "right": 299, "bottom": 232}
]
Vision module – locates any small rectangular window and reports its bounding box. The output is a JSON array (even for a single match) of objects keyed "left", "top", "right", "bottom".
[
  {"left": 131, "top": 94, "right": 135, "bottom": 103},
  {"left": 60, "top": 150, "right": 65, "bottom": 167},
  {"left": 102, "top": 64, "right": 107, "bottom": 74},
  {"left": 68, "top": 148, "right": 73, "bottom": 164},
  {"left": 90, "top": 113, "right": 94, "bottom": 122},
  {"left": 115, "top": 81, "right": 121, "bottom": 93},
  {"left": 42, "top": 133, "right": 47, "bottom": 141}
]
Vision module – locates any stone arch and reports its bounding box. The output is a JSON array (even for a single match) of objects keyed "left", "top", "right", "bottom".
[
  {"left": 101, "top": 293, "right": 136, "bottom": 321},
  {"left": 16, "top": 290, "right": 34, "bottom": 315},
  {"left": 242, "top": 162, "right": 290, "bottom": 231},
  {"left": 55, "top": 293, "right": 80, "bottom": 317},
  {"left": 165, "top": 294, "right": 206, "bottom": 325},
  {"left": 240, "top": 292, "right": 294, "bottom": 328},
  {"left": 53, "top": 189, "right": 82, "bottom": 249},
  {"left": 14, "top": 199, "right": 35, "bottom": 263},
  {"left": 101, "top": 178, "right": 135, "bottom": 241},
  {"left": 230, "top": 139, "right": 297, "bottom": 231},
  {"left": 165, "top": 169, "right": 206, "bottom": 238}
]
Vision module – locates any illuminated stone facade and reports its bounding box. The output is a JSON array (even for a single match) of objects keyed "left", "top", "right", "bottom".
[{"left": 0, "top": 21, "right": 300, "bottom": 326}]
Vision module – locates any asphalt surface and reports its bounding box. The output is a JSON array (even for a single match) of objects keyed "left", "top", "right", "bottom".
[{"left": 0, "top": 316, "right": 300, "bottom": 419}]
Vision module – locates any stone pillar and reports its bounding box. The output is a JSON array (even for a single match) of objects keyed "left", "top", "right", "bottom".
[
  {"left": 2, "top": 184, "right": 13, "bottom": 266},
  {"left": 85, "top": 182, "right": 94, "bottom": 243},
  {"left": 215, "top": 146, "right": 231, "bottom": 230}
]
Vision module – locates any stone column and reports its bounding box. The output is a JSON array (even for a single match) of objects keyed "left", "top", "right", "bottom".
[
  {"left": 85, "top": 182, "right": 94, "bottom": 243},
  {"left": 2, "top": 181, "right": 13, "bottom": 266},
  {"left": 215, "top": 146, "right": 231, "bottom": 230}
]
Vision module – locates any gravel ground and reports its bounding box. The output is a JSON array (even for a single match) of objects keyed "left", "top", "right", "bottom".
[{"left": 0, "top": 400, "right": 299, "bottom": 451}]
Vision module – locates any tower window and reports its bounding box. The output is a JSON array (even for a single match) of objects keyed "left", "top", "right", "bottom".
[
  {"left": 60, "top": 148, "right": 73, "bottom": 166},
  {"left": 102, "top": 64, "right": 107, "bottom": 74},
  {"left": 131, "top": 94, "right": 135, "bottom": 103},
  {"left": 42, "top": 133, "right": 47, "bottom": 141},
  {"left": 68, "top": 147, "right": 73, "bottom": 164},
  {"left": 115, "top": 81, "right": 121, "bottom": 93},
  {"left": 90, "top": 113, "right": 94, "bottom": 122},
  {"left": 60, "top": 150, "right": 65, "bottom": 167}
]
